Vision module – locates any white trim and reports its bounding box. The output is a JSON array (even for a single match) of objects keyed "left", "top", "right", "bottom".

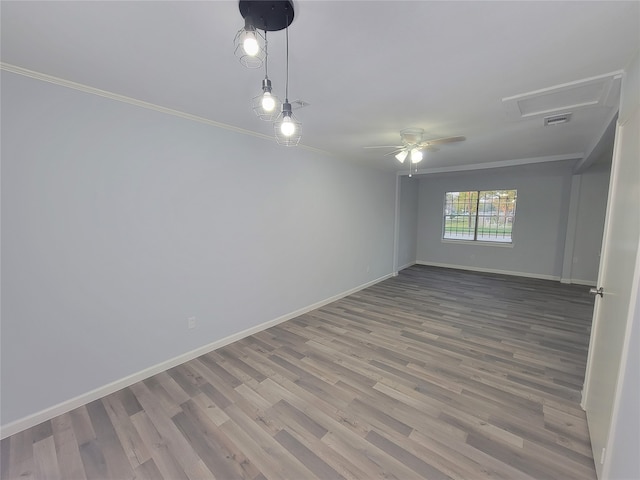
[
  {"left": 392, "top": 175, "right": 401, "bottom": 274},
  {"left": 397, "top": 261, "right": 416, "bottom": 272},
  {"left": 581, "top": 117, "right": 624, "bottom": 410},
  {"left": 440, "top": 239, "right": 514, "bottom": 248},
  {"left": 415, "top": 261, "right": 560, "bottom": 281},
  {"left": 0, "top": 62, "right": 330, "bottom": 156},
  {"left": 561, "top": 175, "right": 582, "bottom": 281},
  {"left": 0, "top": 272, "right": 393, "bottom": 439},
  {"left": 601, "top": 244, "right": 640, "bottom": 479},
  {"left": 397, "top": 153, "right": 583, "bottom": 177},
  {"left": 560, "top": 278, "right": 597, "bottom": 286}
]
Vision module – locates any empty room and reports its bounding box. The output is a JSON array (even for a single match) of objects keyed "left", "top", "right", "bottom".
[{"left": 1, "top": 1, "right": 639, "bottom": 479}]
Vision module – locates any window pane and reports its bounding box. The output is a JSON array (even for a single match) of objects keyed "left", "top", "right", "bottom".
[
  {"left": 442, "top": 189, "right": 517, "bottom": 243},
  {"left": 443, "top": 191, "right": 477, "bottom": 240},
  {"left": 476, "top": 190, "right": 517, "bottom": 243}
]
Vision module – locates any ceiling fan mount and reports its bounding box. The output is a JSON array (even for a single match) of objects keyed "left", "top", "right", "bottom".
[{"left": 399, "top": 128, "right": 426, "bottom": 146}]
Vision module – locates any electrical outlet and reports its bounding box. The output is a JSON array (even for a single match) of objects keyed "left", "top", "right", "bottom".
[{"left": 188, "top": 316, "right": 196, "bottom": 329}]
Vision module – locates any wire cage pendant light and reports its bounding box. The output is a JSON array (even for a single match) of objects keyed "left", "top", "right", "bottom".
[
  {"left": 275, "top": 101, "right": 302, "bottom": 146},
  {"left": 234, "top": 0, "right": 294, "bottom": 69},
  {"left": 274, "top": 21, "right": 301, "bottom": 146},
  {"left": 233, "top": 16, "right": 266, "bottom": 69},
  {"left": 252, "top": 31, "right": 281, "bottom": 121},
  {"left": 234, "top": 1, "right": 300, "bottom": 144}
]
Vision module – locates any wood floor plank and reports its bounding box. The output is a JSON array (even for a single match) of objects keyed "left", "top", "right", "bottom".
[
  {"left": 180, "top": 398, "right": 260, "bottom": 479},
  {"left": 101, "top": 392, "right": 152, "bottom": 468},
  {"left": 129, "top": 411, "right": 189, "bottom": 480},
  {"left": 221, "top": 404, "right": 315, "bottom": 479},
  {"left": 50, "top": 414, "right": 87, "bottom": 480},
  {"left": 0, "top": 438, "right": 10, "bottom": 480},
  {"left": 128, "top": 383, "right": 202, "bottom": 477},
  {"left": 85, "top": 400, "right": 135, "bottom": 480},
  {"left": 133, "top": 458, "right": 164, "bottom": 480},
  {"left": 7, "top": 430, "right": 35, "bottom": 480},
  {"left": 32, "top": 437, "right": 61, "bottom": 480},
  {"left": 1, "top": 266, "right": 597, "bottom": 479}
]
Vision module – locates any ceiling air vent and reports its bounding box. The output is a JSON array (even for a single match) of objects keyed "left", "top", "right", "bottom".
[{"left": 544, "top": 112, "right": 572, "bottom": 126}]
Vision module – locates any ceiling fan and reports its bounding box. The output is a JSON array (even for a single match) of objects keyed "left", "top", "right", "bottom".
[{"left": 364, "top": 128, "right": 465, "bottom": 164}]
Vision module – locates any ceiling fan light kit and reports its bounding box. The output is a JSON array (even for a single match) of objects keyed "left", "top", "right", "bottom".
[
  {"left": 366, "top": 127, "right": 466, "bottom": 171},
  {"left": 234, "top": 0, "right": 302, "bottom": 145},
  {"left": 395, "top": 150, "right": 408, "bottom": 163}
]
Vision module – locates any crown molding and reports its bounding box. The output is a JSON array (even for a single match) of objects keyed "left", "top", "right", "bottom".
[{"left": 0, "top": 62, "right": 329, "bottom": 157}]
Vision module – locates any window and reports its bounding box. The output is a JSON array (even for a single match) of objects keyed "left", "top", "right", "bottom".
[{"left": 443, "top": 190, "right": 517, "bottom": 243}]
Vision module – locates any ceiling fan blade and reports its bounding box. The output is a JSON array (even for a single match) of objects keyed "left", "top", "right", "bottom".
[
  {"left": 424, "top": 146, "right": 440, "bottom": 152},
  {"left": 363, "top": 145, "right": 404, "bottom": 149},
  {"left": 384, "top": 148, "right": 406, "bottom": 157},
  {"left": 422, "top": 135, "right": 466, "bottom": 146}
]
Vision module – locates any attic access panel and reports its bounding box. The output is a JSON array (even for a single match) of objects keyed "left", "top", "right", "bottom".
[{"left": 502, "top": 72, "right": 622, "bottom": 119}]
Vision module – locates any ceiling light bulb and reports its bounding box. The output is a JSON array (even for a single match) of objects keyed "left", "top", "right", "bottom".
[
  {"left": 261, "top": 92, "right": 276, "bottom": 112},
  {"left": 395, "top": 150, "right": 408, "bottom": 163},
  {"left": 243, "top": 33, "right": 260, "bottom": 56},
  {"left": 411, "top": 149, "right": 423, "bottom": 163},
  {"left": 280, "top": 116, "right": 295, "bottom": 137}
]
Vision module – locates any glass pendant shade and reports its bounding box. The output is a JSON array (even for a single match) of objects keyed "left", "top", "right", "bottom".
[
  {"left": 233, "top": 18, "right": 265, "bottom": 68},
  {"left": 410, "top": 148, "right": 423, "bottom": 163},
  {"left": 395, "top": 150, "right": 408, "bottom": 163},
  {"left": 274, "top": 102, "right": 301, "bottom": 146}
]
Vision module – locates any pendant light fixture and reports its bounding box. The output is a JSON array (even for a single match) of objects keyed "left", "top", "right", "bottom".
[
  {"left": 234, "top": 1, "right": 294, "bottom": 69},
  {"left": 234, "top": 1, "right": 301, "bottom": 144},
  {"left": 274, "top": 20, "right": 301, "bottom": 146},
  {"left": 233, "top": 16, "right": 265, "bottom": 69},
  {"left": 252, "top": 31, "right": 280, "bottom": 121}
]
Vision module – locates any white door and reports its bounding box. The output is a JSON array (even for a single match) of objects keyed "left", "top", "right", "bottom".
[{"left": 582, "top": 58, "right": 640, "bottom": 479}]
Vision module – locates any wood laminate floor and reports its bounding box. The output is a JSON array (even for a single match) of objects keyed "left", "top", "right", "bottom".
[{"left": 1, "top": 266, "right": 597, "bottom": 479}]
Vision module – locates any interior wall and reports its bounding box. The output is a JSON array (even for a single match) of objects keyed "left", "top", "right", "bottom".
[
  {"left": 0, "top": 71, "right": 397, "bottom": 428},
  {"left": 416, "top": 161, "right": 576, "bottom": 279},
  {"left": 396, "top": 175, "right": 419, "bottom": 270},
  {"left": 571, "top": 161, "right": 611, "bottom": 284}
]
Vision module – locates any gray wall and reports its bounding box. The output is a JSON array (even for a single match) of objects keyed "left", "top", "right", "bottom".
[
  {"left": 1, "top": 72, "right": 396, "bottom": 426},
  {"left": 416, "top": 161, "right": 576, "bottom": 279},
  {"left": 570, "top": 162, "right": 611, "bottom": 283},
  {"left": 397, "top": 176, "right": 419, "bottom": 270}
]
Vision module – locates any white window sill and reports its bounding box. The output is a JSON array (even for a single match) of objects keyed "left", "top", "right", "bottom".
[{"left": 441, "top": 238, "right": 514, "bottom": 248}]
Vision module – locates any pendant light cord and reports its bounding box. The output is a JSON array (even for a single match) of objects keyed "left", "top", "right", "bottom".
[
  {"left": 264, "top": 30, "right": 268, "bottom": 78},
  {"left": 285, "top": 19, "right": 289, "bottom": 101}
]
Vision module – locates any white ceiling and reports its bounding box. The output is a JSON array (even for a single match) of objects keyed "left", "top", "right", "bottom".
[{"left": 1, "top": 1, "right": 638, "bottom": 173}]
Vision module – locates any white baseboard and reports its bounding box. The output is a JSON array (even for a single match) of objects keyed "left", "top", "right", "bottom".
[
  {"left": 415, "top": 261, "right": 560, "bottom": 282},
  {"left": 397, "top": 261, "right": 416, "bottom": 272},
  {"left": 561, "top": 278, "right": 597, "bottom": 286},
  {"left": 0, "top": 272, "right": 394, "bottom": 439}
]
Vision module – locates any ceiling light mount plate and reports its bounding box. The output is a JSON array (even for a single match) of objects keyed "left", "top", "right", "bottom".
[
  {"left": 239, "top": 1, "right": 294, "bottom": 32},
  {"left": 400, "top": 128, "right": 424, "bottom": 145}
]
